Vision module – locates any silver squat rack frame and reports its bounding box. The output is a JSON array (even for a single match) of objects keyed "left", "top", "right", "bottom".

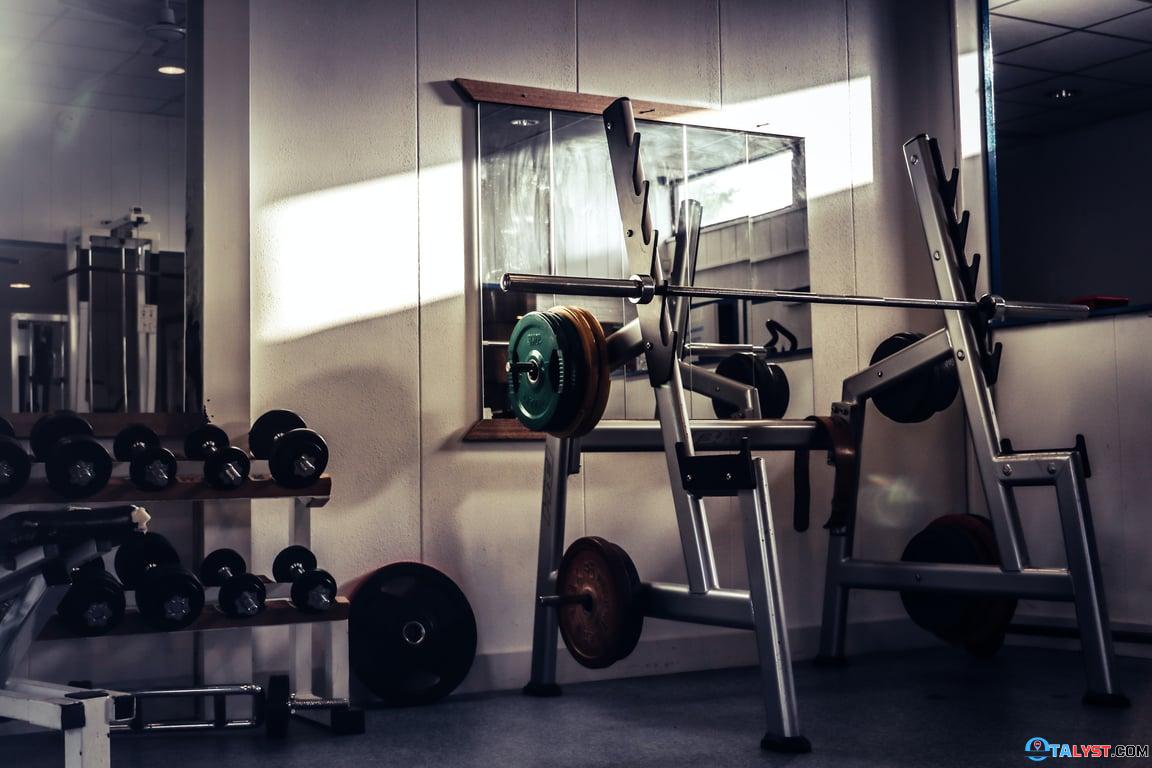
[{"left": 508, "top": 98, "right": 1124, "bottom": 753}]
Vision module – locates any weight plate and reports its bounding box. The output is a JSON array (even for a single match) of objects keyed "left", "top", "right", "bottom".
[
  {"left": 556, "top": 536, "right": 644, "bottom": 669},
  {"left": 273, "top": 545, "right": 317, "bottom": 583},
  {"left": 927, "top": 354, "right": 961, "bottom": 414},
  {"left": 183, "top": 424, "right": 230, "bottom": 460},
  {"left": 203, "top": 446, "right": 250, "bottom": 490},
  {"left": 114, "top": 532, "right": 181, "bottom": 590},
  {"left": 46, "top": 436, "right": 112, "bottom": 499},
  {"left": 200, "top": 548, "right": 247, "bottom": 586},
  {"left": 265, "top": 674, "right": 291, "bottom": 738},
  {"left": 218, "top": 573, "right": 267, "bottom": 618},
  {"left": 0, "top": 416, "right": 14, "bottom": 439},
  {"left": 507, "top": 311, "right": 569, "bottom": 432},
  {"left": 30, "top": 412, "right": 93, "bottom": 462},
  {"left": 0, "top": 436, "right": 32, "bottom": 499},
  {"left": 57, "top": 570, "right": 126, "bottom": 637},
  {"left": 134, "top": 564, "right": 204, "bottom": 631},
  {"left": 268, "top": 428, "right": 329, "bottom": 489},
  {"left": 571, "top": 306, "right": 611, "bottom": 436},
  {"left": 112, "top": 424, "right": 160, "bottom": 462},
  {"left": 347, "top": 562, "right": 477, "bottom": 706},
  {"left": 249, "top": 410, "right": 308, "bottom": 460},
  {"left": 544, "top": 310, "right": 584, "bottom": 435},
  {"left": 550, "top": 306, "right": 599, "bottom": 438},
  {"left": 900, "top": 514, "right": 1015, "bottom": 651},
  {"left": 128, "top": 447, "right": 178, "bottom": 491},
  {"left": 712, "top": 353, "right": 790, "bottom": 419},
  {"left": 869, "top": 332, "right": 935, "bottom": 424}
]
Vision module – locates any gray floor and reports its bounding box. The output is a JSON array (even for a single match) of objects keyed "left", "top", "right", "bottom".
[{"left": 5, "top": 646, "right": 1151, "bottom": 767}]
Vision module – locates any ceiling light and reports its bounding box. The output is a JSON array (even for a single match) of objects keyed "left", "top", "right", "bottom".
[
  {"left": 509, "top": 118, "right": 540, "bottom": 127},
  {"left": 9, "top": 282, "right": 31, "bottom": 289},
  {"left": 157, "top": 65, "right": 186, "bottom": 76},
  {"left": 1049, "top": 88, "right": 1078, "bottom": 101}
]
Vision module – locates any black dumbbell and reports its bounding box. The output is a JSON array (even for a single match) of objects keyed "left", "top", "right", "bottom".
[
  {"left": 114, "top": 532, "right": 204, "bottom": 631},
  {"left": 183, "top": 425, "right": 250, "bottom": 491},
  {"left": 248, "top": 410, "right": 329, "bottom": 489},
  {"left": 200, "top": 548, "right": 266, "bottom": 618},
  {"left": 56, "top": 557, "right": 126, "bottom": 637},
  {"left": 113, "top": 424, "right": 178, "bottom": 492},
  {"left": 0, "top": 416, "right": 32, "bottom": 499},
  {"left": 273, "top": 545, "right": 338, "bottom": 613},
  {"left": 30, "top": 412, "right": 113, "bottom": 499}
]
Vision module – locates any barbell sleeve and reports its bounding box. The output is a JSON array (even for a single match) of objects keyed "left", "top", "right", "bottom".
[{"left": 979, "top": 294, "right": 1090, "bottom": 322}]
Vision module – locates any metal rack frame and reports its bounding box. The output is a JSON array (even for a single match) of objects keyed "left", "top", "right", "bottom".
[{"left": 515, "top": 99, "right": 1124, "bottom": 754}]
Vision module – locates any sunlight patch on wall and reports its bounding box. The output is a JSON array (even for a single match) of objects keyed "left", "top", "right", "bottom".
[
  {"left": 958, "top": 51, "right": 984, "bottom": 159},
  {"left": 671, "top": 77, "right": 875, "bottom": 200},
  {"left": 253, "top": 174, "right": 419, "bottom": 343}
]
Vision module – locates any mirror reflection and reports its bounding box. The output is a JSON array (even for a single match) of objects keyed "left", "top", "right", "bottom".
[
  {"left": 478, "top": 103, "right": 812, "bottom": 422},
  {"left": 0, "top": 0, "right": 189, "bottom": 413}
]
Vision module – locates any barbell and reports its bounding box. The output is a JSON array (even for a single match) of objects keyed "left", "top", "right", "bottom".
[{"left": 500, "top": 272, "right": 1089, "bottom": 323}]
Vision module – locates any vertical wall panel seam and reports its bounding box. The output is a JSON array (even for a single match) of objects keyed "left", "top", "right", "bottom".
[
  {"left": 416, "top": 0, "right": 425, "bottom": 562},
  {"left": 716, "top": 0, "right": 722, "bottom": 107},
  {"left": 842, "top": 0, "right": 861, "bottom": 368},
  {"left": 1110, "top": 317, "right": 1127, "bottom": 617},
  {"left": 575, "top": 0, "right": 580, "bottom": 92}
]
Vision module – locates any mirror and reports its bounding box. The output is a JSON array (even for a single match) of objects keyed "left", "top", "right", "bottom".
[
  {"left": 0, "top": 0, "right": 192, "bottom": 415},
  {"left": 478, "top": 102, "right": 812, "bottom": 423},
  {"left": 986, "top": 1, "right": 1152, "bottom": 309}
]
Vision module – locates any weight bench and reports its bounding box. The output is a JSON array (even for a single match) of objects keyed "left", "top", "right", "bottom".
[{"left": 0, "top": 505, "right": 147, "bottom": 767}]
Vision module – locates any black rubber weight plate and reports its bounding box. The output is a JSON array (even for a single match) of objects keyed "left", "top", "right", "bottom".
[{"left": 349, "top": 562, "right": 477, "bottom": 706}]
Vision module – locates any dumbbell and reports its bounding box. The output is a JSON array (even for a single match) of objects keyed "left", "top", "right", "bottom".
[
  {"left": 30, "top": 412, "right": 113, "bottom": 499},
  {"left": 113, "top": 424, "right": 178, "bottom": 491},
  {"left": 200, "top": 549, "right": 266, "bottom": 618},
  {"left": 272, "top": 545, "right": 338, "bottom": 613},
  {"left": 869, "top": 332, "right": 960, "bottom": 424},
  {"left": 114, "top": 532, "right": 204, "bottom": 631},
  {"left": 183, "top": 424, "right": 250, "bottom": 491},
  {"left": 0, "top": 416, "right": 32, "bottom": 499},
  {"left": 56, "top": 557, "right": 126, "bottom": 637},
  {"left": 248, "top": 410, "right": 329, "bottom": 488}
]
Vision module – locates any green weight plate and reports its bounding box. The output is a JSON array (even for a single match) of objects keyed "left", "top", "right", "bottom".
[{"left": 507, "top": 311, "right": 568, "bottom": 432}]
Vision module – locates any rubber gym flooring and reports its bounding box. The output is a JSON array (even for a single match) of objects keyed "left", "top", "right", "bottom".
[{"left": 4, "top": 645, "right": 1150, "bottom": 767}]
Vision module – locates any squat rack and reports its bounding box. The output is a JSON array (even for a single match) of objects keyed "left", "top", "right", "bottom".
[{"left": 506, "top": 97, "right": 1125, "bottom": 753}]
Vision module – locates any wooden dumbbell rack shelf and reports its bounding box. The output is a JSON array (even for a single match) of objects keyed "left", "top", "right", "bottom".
[{"left": 1, "top": 468, "right": 358, "bottom": 767}]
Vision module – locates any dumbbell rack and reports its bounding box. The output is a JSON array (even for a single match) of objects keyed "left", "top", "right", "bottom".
[
  {"left": 515, "top": 98, "right": 1125, "bottom": 753},
  {"left": 0, "top": 461, "right": 354, "bottom": 768}
]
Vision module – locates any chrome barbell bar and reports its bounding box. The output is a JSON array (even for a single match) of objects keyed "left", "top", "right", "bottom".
[{"left": 500, "top": 272, "right": 1089, "bottom": 322}]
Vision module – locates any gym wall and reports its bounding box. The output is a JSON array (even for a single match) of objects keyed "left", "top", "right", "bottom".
[{"left": 201, "top": 0, "right": 972, "bottom": 692}]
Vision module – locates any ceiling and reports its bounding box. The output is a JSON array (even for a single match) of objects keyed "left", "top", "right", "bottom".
[
  {"left": 992, "top": 0, "right": 1152, "bottom": 144},
  {"left": 0, "top": 0, "right": 187, "bottom": 118}
]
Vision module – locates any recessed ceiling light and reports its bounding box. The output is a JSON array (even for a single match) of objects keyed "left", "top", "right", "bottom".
[
  {"left": 1049, "top": 88, "right": 1078, "bottom": 101},
  {"left": 509, "top": 118, "right": 540, "bottom": 127},
  {"left": 157, "top": 65, "right": 186, "bottom": 76},
  {"left": 9, "top": 282, "right": 31, "bottom": 289}
]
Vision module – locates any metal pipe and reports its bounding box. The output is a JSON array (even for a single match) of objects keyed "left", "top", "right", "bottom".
[{"left": 500, "top": 272, "right": 1089, "bottom": 319}]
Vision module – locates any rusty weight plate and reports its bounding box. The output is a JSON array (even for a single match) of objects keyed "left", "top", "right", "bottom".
[
  {"left": 556, "top": 536, "right": 644, "bottom": 669},
  {"left": 570, "top": 306, "right": 611, "bottom": 436}
]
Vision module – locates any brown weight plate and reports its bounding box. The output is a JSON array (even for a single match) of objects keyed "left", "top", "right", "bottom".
[
  {"left": 556, "top": 536, "right": 643, "bottom": 669},
  {"left": 602, "top": 539, "right": 644, "bottom": 661},
  {"left": 570, "top": 306, "right": 610, "bottom": 437},
  {"left": 549, "top": 306, "right": 599, "bottom": 438}
]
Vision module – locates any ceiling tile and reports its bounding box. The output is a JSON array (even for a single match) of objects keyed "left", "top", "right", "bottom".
[
  {"left": 90, "top": 72, "right": 183, "bottom": 100},
  {"left": 1081, "top": 49, "right": 1152, "bottom": 84},
  {"left": 993, "top": 99, "right": 1048, "bottom": 122},
  {"left": 154, "top": 100, "right": 183, "bottom": 117},
  {"left": 996, "top": 0, "right": 1152, "bottom": 29},
  {"left": 0, "top": 9, "right": 54, "bottom": 38},
  {"left": 994, "top": 73, "right": 1132, "bottom": 108},
  {"left": 996, "top": 30, "right": 1150, "bottom": 71},
  {"left": 21, "top": 39, "right": 130, "bottom": 72},
  {"left": 0, "top": 0, "right": 66, "bottom": 15},
  {"left": 83, "top": 92, "right": 165, "bottom": 114},
  {"left": 994, "top": 62, "right": 1058, "bottom": 90},
  {"left": 1088, "top": 8, "right": 1152, "bottom": 42},
  {"left": 38, "top": 15, "right": 147, "bottom": 54},
  {"left": 991, "top": 14, "right": 1068, "bottom": 53}
]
